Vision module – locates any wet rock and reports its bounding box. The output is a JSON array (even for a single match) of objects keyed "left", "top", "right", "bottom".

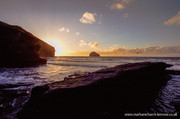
[
  {"left": 0, "top": 21, "right": 55, "bottom": 67},
  {"left": 166, "top": 70, "right": 180, "bottom": 75},
  {"left": 0, "top": 87, "right": 30, "bottom": 119},
  {"left": 0, "top": 83, "right": 32, "bottom": 89},
  {"left": 18, "top": 62, "right": 173, "bottom": 119}
]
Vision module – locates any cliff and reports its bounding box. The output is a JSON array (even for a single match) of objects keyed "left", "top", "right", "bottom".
[
  {"left": 18, "top": 62, "right": 173, "bottom": 118},
  {"left": 0, "top": 21, "right": 55, "bottom": 67}
]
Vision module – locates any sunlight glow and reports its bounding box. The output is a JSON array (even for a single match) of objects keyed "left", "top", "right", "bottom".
[{"left": 44, "top": 38, "right": 64, "bottom": 56}]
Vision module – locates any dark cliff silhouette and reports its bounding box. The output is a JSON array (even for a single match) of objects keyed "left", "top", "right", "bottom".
[{"left": 0, "top": 21, "right": 55, "bottom": 67}]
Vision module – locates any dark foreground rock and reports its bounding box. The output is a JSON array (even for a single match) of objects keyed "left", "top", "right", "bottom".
[
  {"left": 18, "top": 62, "right": 173, "bottom": 119},
  {"left": 89, "top": 51, "right": 100, "bottom": 57},
  {"left": 0, "top": 83, "right": 31, "bottom": 119},
  {"left": 0, "top": 21, "right": 55, "bottom": 67}
]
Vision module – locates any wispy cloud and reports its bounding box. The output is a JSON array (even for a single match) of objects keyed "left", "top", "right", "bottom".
[
  {"left": 58, "top": 27, "right": 65, "bottom": 32},
  {"left": 79, "top": 40, "right": 99, "bottom": 48},
  {"left": 123, "top": 13, "right": 129, "bottom": 18},
  {"left": 79, "top": 12, "right": 97, "bottom": 24},
  {"left": 145, "top": 45, "right": 180, "bottom": 54},
  {"left": 66, "top": 29, "right": 70, "bottom": 33},
  {"left": 88, "top": 42, "right": 99, "bottom": 48},
  {"left": 121, "top": 0, "right": 133, "bottom": 4},
  {"left": 79, "top": 40, "right": 87, "bottom": 47},
  {"left": 58, "top": 27, "right": 70, "bottom": 33},
  {"left": 99, "top": 45, "right": 180, "bottom": 56},
  {"left": 110, "top": 3, "right": 125, "bottom": 10},
  {"left": 98, "top": 14, "right": 103, "bottom": 24},
  {"left": 105, "top": 45, "right": 144, "bottom": 55},
  {"left": 76, "top": 32, "right": 80, "bottom": 35},
  {"left": 110, "top": 0, "right": 133, "bottom": 10},
  {"left": 164, "top": 11, "right": 180, "bottom": 26}
]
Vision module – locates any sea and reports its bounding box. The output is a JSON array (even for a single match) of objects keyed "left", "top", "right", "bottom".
[{"left": 0, "top": 56, "right": 180, "bottom": 117}]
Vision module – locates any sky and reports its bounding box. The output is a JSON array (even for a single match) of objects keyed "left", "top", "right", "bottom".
[{"left": 0, "top": 0, "right": 180, "bottom": 56}]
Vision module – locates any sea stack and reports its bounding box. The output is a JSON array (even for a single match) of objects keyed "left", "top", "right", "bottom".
[
  {"left": 0, "top": 21, "right": 55, "bottom": 67},
  {"left": 89, "top": 51, "right": 100, "bottom": 57}
]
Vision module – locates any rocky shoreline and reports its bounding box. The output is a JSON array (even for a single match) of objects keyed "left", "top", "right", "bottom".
[{"left": 15, "top": 62, "right": 180, "bottom": 119}]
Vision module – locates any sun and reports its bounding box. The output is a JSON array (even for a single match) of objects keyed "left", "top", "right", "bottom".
[{"left": 44, "top": 39, "right": 64, "bottom": 56}]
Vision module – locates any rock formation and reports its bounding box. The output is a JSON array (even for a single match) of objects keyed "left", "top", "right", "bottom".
[
  {"left": 89, "top": 51, "right": 100, "bottom": 57},
  {"left": 0, "top": 21, "right": 55, "bottom": 67},
  {"left": 18, "top": 62, "right": 174, "bottom": 119}
]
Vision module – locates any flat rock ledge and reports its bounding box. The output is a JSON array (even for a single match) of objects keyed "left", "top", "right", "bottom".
[{"left": 18, "top": 62, "right": 174, "bottom": 119}]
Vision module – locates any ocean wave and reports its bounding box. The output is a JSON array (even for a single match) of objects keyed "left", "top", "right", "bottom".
[{"left": 48, "top": 62, "right": 108, "bottom": 69}]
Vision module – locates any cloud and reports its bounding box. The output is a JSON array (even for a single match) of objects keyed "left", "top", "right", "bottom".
[
  {"left": 110, "top": 3, "right": 125, "bottom": 10},
  {"left": 58, "top": 27, "right": 70, "bottom": 33},
  {"left": 164, "top": 11, "right": 180, "bottom": 26},
  {"left": 79, "top": 12, "right": 97, "bottom": 24},
  {"left": 66, "top": 29, "right": 70, "bottom": 33},
  {"left": 109, "top": 44, "right": 120, "bottom": 50},
  {"left": 88, "top": 42, "right": 99, "bottom": 48},
  {"left": 79, "top": 40, "right": 87, "bottom": 47},
  {"left": 58, "top": 27, "right": 65, "bottom": 32},
  {"left": 110, "top": 0, "right": 133, "bottom": 10},
  {"left": 76, "top": 32, "right": 80, "bottom": 35},
  {"left": 105, "top": 46, "right": 144, "bottom": 55},
  {"left": 92, "top": 44, "right": 180, "bottom": 56},
  {"left": 79, "top": 40, "right": 99, "bottom": 48},
  {"left": 145, "top": 45, "right": 180, "bottom": 54},
  {"left": 98, "top": 14, "right": 103, "bottom": 24},
  {"left": 121, "top": 0, "right": 133, "bottom": 4},
  {"left": 123, "top": 13, "right": 129, "bottom": 18}
]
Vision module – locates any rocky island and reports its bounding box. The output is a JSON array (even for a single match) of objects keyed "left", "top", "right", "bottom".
[
  {"left": 17, "top": 62, "right": 179, "bottom": 119},
  {"left": 0, "top": 21, "right": 55, "bottom": 67},
  {"left": 89, "top": 51, "right": 100, "bottom": 57}
]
